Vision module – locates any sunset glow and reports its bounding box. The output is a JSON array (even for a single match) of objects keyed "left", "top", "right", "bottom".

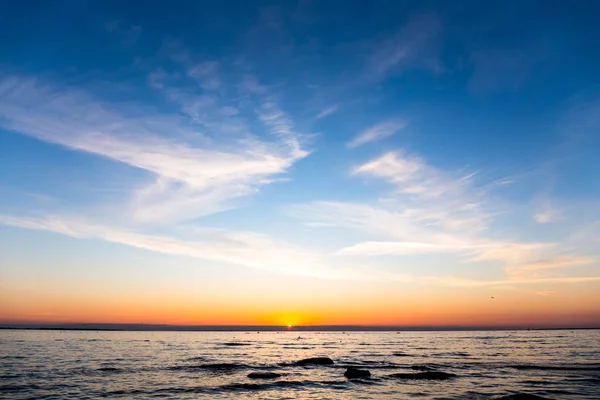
[{"left": 1, "top": 1, "right": 600, "bottom": 330}]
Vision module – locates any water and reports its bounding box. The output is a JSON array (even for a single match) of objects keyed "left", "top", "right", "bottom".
[{"left": 1, "top": 329, "right": 599, "bottom": 399}]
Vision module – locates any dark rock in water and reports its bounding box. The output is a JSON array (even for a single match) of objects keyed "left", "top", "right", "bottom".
[
  {"left": 344, "top": 367, "right": 371, "bottom": 379},
  {"left": 247, "top": 372, "right": 281, "bottom": 379},
  {"left": 223, "top": 342, "right": 251, "bottom": 346},
  {"left": 296, "top": 357, "right": 334, "bottom": 365},
  {"left": 494, "top": 394, "right": 551, "bottom": 400},
  {"left": 389, "top": 371, "right": 456, "bottom": 380}
]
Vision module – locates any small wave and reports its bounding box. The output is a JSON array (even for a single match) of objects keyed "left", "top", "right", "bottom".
[
  {"left": 508, "top": 364, "right": 600, "bottom": 371},
  {"left": 409, "top": 364, "right": 440, "bottom": 371},
  {"left": 106, "top": 380, "right": 350, "bottom": 396},
  {"left": 388, "top": 371, "right": 457, "bottom": 380},
  {"left": 493, "top": 393, "right": 552, "bottom": 400},
  {"left": 431, "top": 351, "right": 471, "bottom": 358},
  {"left": 0, "top": 374, "right": 24, "bottom": 380},
  {"left": 218, "top": 380, "right": 349, "bottom": 393},
  {"left": 0, "top": 383, "right": 80, "bottom": 392},
  {"left": 0, "top": 355, "right": 26, "bottom": 360},
  {"left": 169, "top": 363, "right": 248, "bottom": 371},
  {"left": 97, "top": 367, "right": 122, "bottom": 373},
  {"left": 185, "top": 356, "right": 208, "bottom": 362},
  {"left": 223, "top": 342, "right": 252, "bottom": 346},
  {"left": 247, "top": 371, "right": 282, "bottom": 379}
]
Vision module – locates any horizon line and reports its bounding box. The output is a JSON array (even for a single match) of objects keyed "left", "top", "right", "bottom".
[{"left": 2, "top": 323, "right": 599, "bottom": 332}]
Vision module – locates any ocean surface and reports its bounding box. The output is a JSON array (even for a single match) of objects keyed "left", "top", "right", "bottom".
[{"left": 1, "top": 329, "right": 599, "bottom": 399}]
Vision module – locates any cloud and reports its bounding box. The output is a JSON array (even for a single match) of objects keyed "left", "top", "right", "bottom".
[
  {"left": 352, "top": 151, "right": 489, "bottom": 234},
  {"left": 294, "top": 149, "right": 599, "bottom": 283},
  {"left": 386, "top": 273, "right": 600, "bottom": 287},
  {"left": 188, "top": 61, "right": 220, "bottom": 91},
  {"left": 504, "top": 255, "right": 596, "bottom": 278},
  {"left": 0, "top": 75, "right": 307, "bottom": 225},
  {"left": 0, "top": 214, "right": 340, "bottom": 279},
  {"left": 534, "top": 205, "right": 561, "bottom": 223},
  {"left": 369, "top": 13, "right": 442, "bottom": 78},
  {"left": 336, "top": 241, "right": 483, "bottom": 256},
  {"left": 104, "top": 20, "right": 142, "bottom": 46},
  {"left": 315, "top": 105, "right": 339, "bottom": 120},
  {"left": 347, "top": 120, "right": 407, "bottom": 148}
]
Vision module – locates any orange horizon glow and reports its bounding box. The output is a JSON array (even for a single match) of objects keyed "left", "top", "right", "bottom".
[
  {"left": 2, "top": 297, "right": 599, "bottom": 328},
  {"left": 3, "top": 268, "right": 599, "bottom": 329}
]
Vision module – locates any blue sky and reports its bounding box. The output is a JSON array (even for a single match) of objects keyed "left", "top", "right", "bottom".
[{"left": 1, "top": 1, "right": 599, "bottom": 325}]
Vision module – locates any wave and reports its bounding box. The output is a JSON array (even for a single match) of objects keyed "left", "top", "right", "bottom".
[
  {"left": 107, "top": 380, "right": 351, "bottom": 396},
  {"left": 508, "top": 364, "right": 600, "bottom": 371},
  {"left": 169, "top": 362, "right": 248, "bottom": 371},
  {"left": 432, "top": 351, "right": 471, "bottom": 357},
  {"left": 97, "top": 367, "right": 123, "bottom": 373},
  {"left": 0, "top": 383, "right": 80, "bottom": 393},
  {"left": 388, "top": 371, "right": 457, "bottom": 380},
  {"left": 493, "top": 394, "right": 552, "bottom": 400}
]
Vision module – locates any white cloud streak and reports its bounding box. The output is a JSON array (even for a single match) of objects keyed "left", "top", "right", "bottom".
[
  {"left": 295, "top": 150, "right": 598, "bottom": 283},
  {"left": 0, "top": 76, "right": 307, "bottom": 225},
  {"left": 370, "top": 13, "right": 442, "bottom": 77},
  {"left": 347, "top": 120, "right": 407, "bottom": 148},
  {"left": 0, "top": 214, "right": 342, "bottom": 279},
  {"left": 315, "top": 105, "right": 339, "bottom": 120}
]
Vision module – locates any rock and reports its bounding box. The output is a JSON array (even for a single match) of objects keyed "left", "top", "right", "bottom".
[
  {"left": 344, "top": 367, "right": 371, "bottom": 379},
  {"left": 389, "top": 371, "right": 456, "bottom": 380},
  {"left": 296, "top": 357, "right": 334, "bottom": 365},
  {"left": 247, "top": 372, "right": 282, "bottom": 379},
  {"left": 494, "top": 395, "right": 551, "bottom": 400}
]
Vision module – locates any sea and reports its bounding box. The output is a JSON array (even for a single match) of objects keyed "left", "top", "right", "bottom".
[{"left": 1, "top": 329, "right": 599, "bottom": 399}]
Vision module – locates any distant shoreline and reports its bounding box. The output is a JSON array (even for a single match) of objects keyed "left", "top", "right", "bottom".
[{"left": 1, "top": 325, "right": 598, "bottom": 332}]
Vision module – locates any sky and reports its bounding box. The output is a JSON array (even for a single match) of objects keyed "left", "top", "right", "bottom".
[{"left": 1, "top": 0, "right": 599, "bottom": 328}]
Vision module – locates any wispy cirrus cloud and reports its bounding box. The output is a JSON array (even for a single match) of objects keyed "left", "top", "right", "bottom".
[
  {"left": 534, "top": 204, "right": 561, "bottom": 223},
  {"left": 347, "top": 120, "right": 407, "bottom": 148},
  {"left": 294, "top": 149, "right": 599, "bottom": 283},
  {"left": 369, "top": 13, "right": 442, "bottom": 78},
  {"left": 104, "top": 20, "right": 142, "bottom": 46},
  {"left": 0, "top": 74, "right": 307, "bottom": 225},
  {"left": 0, "top": 214, "right": 340, "bottom": 279},
  {"left": 188, "top": 61, "right": 221, "bottom": 91},
  {"left": 315, "top": 104, "right": 339, "bottom": 120}
]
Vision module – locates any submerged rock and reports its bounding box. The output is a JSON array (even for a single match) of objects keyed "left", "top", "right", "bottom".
[
  {"left": 247, "top": 372, "right": 281, "bottom": 379},
  {"left": 344, "top": 367, "right": 371, "bottom": 379},
  {"left": 296, "top": 357, "right": 334, "bottom": 365},
  {"left": 494, "top": 395, "right": 551, "bottom": 400},
  {"left": 389, "top": 371, "right": 456, "bottom": 380}
]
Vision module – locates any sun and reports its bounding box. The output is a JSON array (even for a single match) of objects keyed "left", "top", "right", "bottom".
[{"left": 287, "top": 324, "right": 292, "bottom": 329}]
